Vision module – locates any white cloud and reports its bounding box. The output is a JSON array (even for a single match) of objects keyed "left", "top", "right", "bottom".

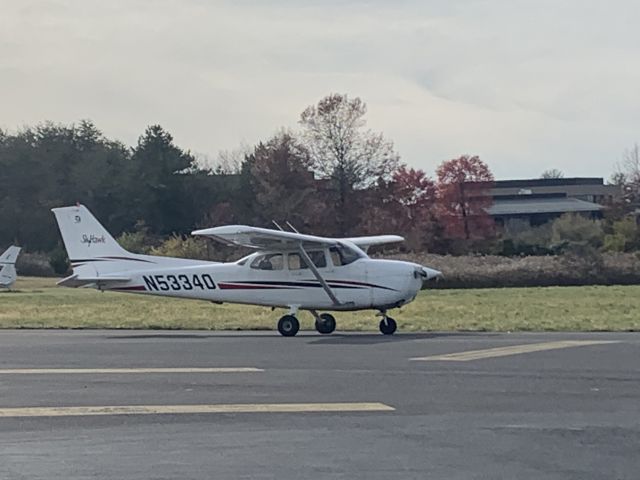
[{"left": 1, "top": 0, "right": 639, "bottom": 179}]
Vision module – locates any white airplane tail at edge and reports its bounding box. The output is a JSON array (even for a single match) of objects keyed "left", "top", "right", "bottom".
[
  {"left": 51, "top": 205, "right": 213, "bottom": 287},
  {"left": 0, "top": 245, "right": 21, "bottom": 288}
]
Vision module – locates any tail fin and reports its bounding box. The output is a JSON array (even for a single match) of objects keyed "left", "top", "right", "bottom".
[
  {"left": 0, "top": 246, "right": 21, "bottom": 265},
  {"left": 0, "top": 246, "right": 20, "bottom": 287},
  {"left": 51, "top": 205, "right": 130, "bottom": 262}
]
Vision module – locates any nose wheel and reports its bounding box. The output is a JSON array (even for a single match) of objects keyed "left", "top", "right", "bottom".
[
  {"left": 379, "top": 316, "right": 397, "bottom": 335},
  {"left": 277, "top": 315, "right": 300, "bottom": 337}
]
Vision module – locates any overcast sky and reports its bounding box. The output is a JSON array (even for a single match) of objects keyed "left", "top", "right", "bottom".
[{"left": 1, "top": 0, "right": 639, "bottom": 179}]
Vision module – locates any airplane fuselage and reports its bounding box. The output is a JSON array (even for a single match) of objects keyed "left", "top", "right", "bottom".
[{"left": 81, "top": 255, "right": 423, "bottom": 311}]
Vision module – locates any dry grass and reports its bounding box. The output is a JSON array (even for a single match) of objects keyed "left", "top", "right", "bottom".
[
  {"left": 1, "top": 277, "right": 639, "bottom": 332},
  {"left": 389, "top": 252, "right": 640, "bottom": 288}
]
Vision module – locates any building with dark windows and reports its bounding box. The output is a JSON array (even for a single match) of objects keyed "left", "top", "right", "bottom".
[{"left": 485, "top": 177, "right": 621, "bottom": 226}]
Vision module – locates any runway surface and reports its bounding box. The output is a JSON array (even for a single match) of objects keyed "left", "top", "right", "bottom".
[{"left": 0, "top": 330, "right": 638, "bottom": 479}]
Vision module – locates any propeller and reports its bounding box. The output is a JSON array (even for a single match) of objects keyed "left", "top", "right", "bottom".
[{"left": 414, "top": 266, "right": 443, "bottom": 281}]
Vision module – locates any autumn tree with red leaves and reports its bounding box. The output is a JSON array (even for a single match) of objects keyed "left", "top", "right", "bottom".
[
  {"left": 436, "top": 155, "right": 495, "bottom": 240},
  {"left": 359, "top": 166, "right": 439, "bottom": 250}
]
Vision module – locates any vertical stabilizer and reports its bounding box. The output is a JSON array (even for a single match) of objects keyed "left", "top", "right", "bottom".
[
  {"left": 51, "top": 205, "right": 130, "bottom": 261},
  {"left": 0, "top": 246, "right": 20, "bottom": 287},
  {"left": 0, "top": 246, "right": 21, "bottom": 265}
]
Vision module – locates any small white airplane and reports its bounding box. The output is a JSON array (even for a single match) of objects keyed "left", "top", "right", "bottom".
[
  {"left": 0, "top": 246, "right": 21, "bottom": 289},
  {"left": 52, "top": 204, "right": 442, "bottom": 336}
]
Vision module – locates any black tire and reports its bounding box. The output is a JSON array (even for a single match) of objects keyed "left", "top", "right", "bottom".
[
  {"left": 315, "top": 313, "right": 336, "bottom": 335},
  {"left": 379, "top": 317, "right": 397, "bottom": 335},
  {"left": 277, "top": 315, "right": 300, "bottom": 337}
]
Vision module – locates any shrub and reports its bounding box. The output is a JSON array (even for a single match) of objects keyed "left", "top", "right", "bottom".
[
  {"left": 48, "top": 247, "right": 70, "bottom": 275},
  {"left": 603, "top": 233, "right": 626, "bottom": 252},
  {"left": 501, "top": 220, "right": 554, "bottom": 255},
  {"left": 602, "top": 217, "right": 639, "bottom": 252},
  {"left": 386, "top": 251, "right": 640, "bottom": 288},
  {"left": 117, "top": 231, "right": 153, "bottom": 254},
  {"left": 150, "top": 235, "right": 212, "bottom": 260},
  {"left": 551, "top": 213, "right": 604, "bottom": 250},
  {"left": 16, "top": 252, "right": 56, "bottom": 277}
]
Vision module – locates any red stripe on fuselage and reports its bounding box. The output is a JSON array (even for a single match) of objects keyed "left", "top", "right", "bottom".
[{"left": 217, "top": 283, "right": 297, "bottom": 290}]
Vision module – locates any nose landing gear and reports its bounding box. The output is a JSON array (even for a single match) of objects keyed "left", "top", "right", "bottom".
[{"left": 378, "top": 314, "right": 397, "bottom": 335}]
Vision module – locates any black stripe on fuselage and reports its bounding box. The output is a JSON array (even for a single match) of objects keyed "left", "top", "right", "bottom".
[
  {"left": 222, "top": 280, "right": 396, "bottom": 291},
  {"left": 303, "top": 279, "right": 398, "bottom": 291},
  {"left": 70, "top": 256, "right": 155, "bottom": 264}
]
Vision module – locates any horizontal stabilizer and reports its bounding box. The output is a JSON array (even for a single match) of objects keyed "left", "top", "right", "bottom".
[{"left": 57, "top": 274, "right": 131, "bottom": 288}]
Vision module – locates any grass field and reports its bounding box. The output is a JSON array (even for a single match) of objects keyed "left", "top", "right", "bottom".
[{"left": 1, "top": 277, "right": 639, "bottom": 332}]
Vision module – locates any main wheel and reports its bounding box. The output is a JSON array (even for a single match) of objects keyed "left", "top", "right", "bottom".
[
  {"left": 379, "top": 316, "right": 397, "bottom": 335},
  {"left": 277, "top": 315, "right": 300, "bottom": 337},
  {"left": 315, "top": 313, "right": 336, "bottom": 335}
]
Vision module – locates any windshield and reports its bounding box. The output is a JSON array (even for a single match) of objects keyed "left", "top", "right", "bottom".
[
  {"left": 330, "top": 243, "right": 366, "bottom": 266},
  {"left": 236, "top": 254, "right": 254, "bottom": 266}
]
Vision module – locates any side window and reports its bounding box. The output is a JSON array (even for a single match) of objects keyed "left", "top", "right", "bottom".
[
  {"left": 309, "top": 250, "right": 327, "bottom": 268},
  {"left": 329, "top": 246, "right": 360, "bottom": 266},
  {"left": 288, "top": 253, "right": 303, "bottom": 270},
  {"left": 250, "top": 254, "right": 284, "bottom": 270},
  {"left": 288, "top": 251, "right": 326, "bottom": 270}
]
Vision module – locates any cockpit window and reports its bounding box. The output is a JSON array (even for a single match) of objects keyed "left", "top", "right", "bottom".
[
  {"left": 329, "top": 245, "right": 363, "bottom": 267},
  {"left": 288, "top": 251, "right": 326, "bottom": 270},
  {"left": 250, "top": 253, "right": 284, "bottom": 270}
]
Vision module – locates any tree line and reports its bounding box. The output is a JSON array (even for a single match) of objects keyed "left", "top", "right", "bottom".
[
  {"left": 2, "top": 93, "right": 639, "bottom": 265},
  {"left": 0, "top": 94, "right": 495, "bottom": 257}
]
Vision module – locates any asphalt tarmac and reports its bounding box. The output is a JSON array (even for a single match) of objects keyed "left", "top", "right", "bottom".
[{"left": 0, "top": 330, "right": 638, "bottom": 479}]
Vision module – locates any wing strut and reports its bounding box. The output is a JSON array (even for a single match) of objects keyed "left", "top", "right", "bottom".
[{"left": 296, "top": 243, "right": 341, "bottom": 306}]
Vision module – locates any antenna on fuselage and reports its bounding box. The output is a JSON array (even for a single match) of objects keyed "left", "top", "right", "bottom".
[{"left": 272, "top": 220, "right": 284, "bottom": 231}]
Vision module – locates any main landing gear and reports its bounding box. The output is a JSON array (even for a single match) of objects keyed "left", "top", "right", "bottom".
[
  {"left": 276, "top": 311, "right": 397, "bottom": 336},
  {"left": 277, "top": 312, "right": 336, "bottom": 337},
  {"left": 314, "top": 312, "right": 336, "bottom": 335},
  {"left": 277, "top": 315, "right": 299, "bottom": 337}
]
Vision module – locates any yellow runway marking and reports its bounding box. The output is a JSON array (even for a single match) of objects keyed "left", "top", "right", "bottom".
[
  {"left": 0, "top": 403, "right": 395, "bottom": 418},
  {"left": 410, "top": 340, "right": 619, "bottom": 362},
  {"left": 0, "top": 367, "right": 263, "bottom": 374}
]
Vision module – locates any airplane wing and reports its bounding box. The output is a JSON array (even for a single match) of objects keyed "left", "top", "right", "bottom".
[
  {"left": 341, "top": 235, "right": 404, "bottom": 249},
  {"left": 191, "top": 225, "right": 338, "bottom": 250},
  {"left": 57, "top": 274, "right": 131, "bottom": 288},
  {"left": 192, "top": 226, "right": 405, "bottom": 251}
]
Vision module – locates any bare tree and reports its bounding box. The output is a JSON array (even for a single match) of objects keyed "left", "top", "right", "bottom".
[
  {"left": 617, "top": 144, "right": 640, "bottom": 210},
  {"left": 622, "top": 144, "right": 640, "bottom": 182},
  {"left": 299, "top": 93, "right": 400, "bottom": 234},
  {"left": 195, "top": 143, "right": 251, "bottom": 174},
  {"left": 216, "top": 144, "right": 250, "bottom": 174},
  {"left": 541, "top": 169, "right": 564, "bottom": 179}
]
